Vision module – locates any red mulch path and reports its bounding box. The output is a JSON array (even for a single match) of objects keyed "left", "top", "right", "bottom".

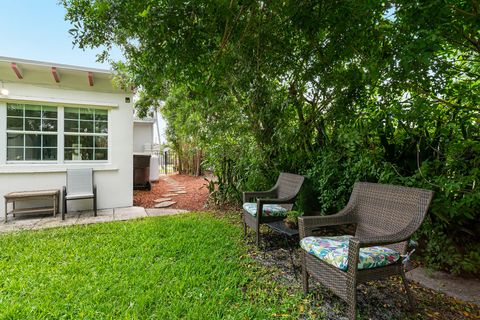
[{"left": 133, "top": 174, "right": 209, "bottom": 211}]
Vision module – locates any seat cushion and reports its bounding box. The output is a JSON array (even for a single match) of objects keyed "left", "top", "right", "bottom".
[
  {"left": 242, "top": 202, "right": 288, "bottom": 217},
  {"left": 300, "top": 235, "right": 400, "bottom": 271}
]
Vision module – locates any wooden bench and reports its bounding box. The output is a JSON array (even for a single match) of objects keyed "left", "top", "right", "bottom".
[{"left": 4, "top": 189, "right": 60, "bottom": 223}]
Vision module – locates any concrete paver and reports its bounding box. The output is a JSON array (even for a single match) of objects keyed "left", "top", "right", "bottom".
[
  {"left": 76, "top": 209, "right": 114, "bottom": 224},
  {"left": 113, "top": 206, "right": 148, "bottom": 221},
  {"left": 146, "top": 208, "right": 189, "bottom": 216},
  {"left": 0, "top": 206, "right": 190, "bottom": 233},
  {"left": 154, "top": 201, "right": 176, "bottom": 208},
  {"left": 407, "top": 267, "right": 480, "bottom": 306}
]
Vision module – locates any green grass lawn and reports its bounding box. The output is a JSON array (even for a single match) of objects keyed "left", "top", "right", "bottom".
[{"left": 0, "top": 213, "right": 303, "bottom": 319}]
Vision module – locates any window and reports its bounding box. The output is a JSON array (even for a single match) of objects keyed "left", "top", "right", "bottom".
[
  {"left": 64, "top": 108, "right": 108, "bottom": 161},
  {"left": 6, "top": 104, "right": 58, "bottom": 161}
]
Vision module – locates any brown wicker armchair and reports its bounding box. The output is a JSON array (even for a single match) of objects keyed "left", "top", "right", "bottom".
[
  {"left": 298, "top": 182, "right": 433, "bottom": 320},
  {"left": 242, "top": 172, "right": 305, "bottom": 246}
]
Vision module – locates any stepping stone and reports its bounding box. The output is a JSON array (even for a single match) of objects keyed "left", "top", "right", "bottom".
[
  {"left": 154, "top": 198, "right": 172, "bottom": 203},
  {"left": 161, "top": 193, "right": 179, "bottom": 197},
  {"left": 154, "top": 201, "right": 176, "bottom": 208},
  {"left": 175, "top": 191, "right": 187, "bottom": 194}
]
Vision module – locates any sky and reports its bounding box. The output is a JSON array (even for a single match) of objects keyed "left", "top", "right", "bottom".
[
  {"left": 0, "top": 1, "right": 123, "bottom": 69},
  {"left": 0, "top": 0, "right": 167, "bottom": 144}
]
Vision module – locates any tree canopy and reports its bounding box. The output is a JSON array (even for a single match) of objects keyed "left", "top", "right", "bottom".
[{"left": 62, "top": 0, "right": 480, "bottom": 275}]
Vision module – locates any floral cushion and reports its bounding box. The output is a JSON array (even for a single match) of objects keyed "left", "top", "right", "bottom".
[
  {"left": 242, "top": 202, "right": 288, "bottom": 217},
  {"left": 300, "top": 235, "right": 400, "bottom": 271}
]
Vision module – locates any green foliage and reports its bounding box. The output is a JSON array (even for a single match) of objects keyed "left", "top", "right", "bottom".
[
  {"left": 62, "top": 0, "right": 480, "bottom": 274},
  {"left": 0, "top": 214, "right": 306, "bottom": 319}
]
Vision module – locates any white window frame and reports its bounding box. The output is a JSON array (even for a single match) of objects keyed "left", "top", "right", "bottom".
[
  {"left": 63, "top": 107, "right": 109, "bottom": 162},
  {"left": 6, "top": 104, "right": 58, "bottom": 163},
  {"left": 3, "top": 103, "right": 110, "bottom": 164}
]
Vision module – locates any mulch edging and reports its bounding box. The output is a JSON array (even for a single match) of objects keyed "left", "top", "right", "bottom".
[{"left": 133, "top": 174, "right": 209, "bottom": 211}]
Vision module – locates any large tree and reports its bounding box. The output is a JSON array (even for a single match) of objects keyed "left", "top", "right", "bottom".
[{"left": 63, "top": 0, "right": 480, "bottom": 275}]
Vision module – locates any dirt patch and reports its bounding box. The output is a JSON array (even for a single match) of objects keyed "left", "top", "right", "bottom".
[
  {"left": 133, "top": 174, "right": 209, "bottom": 211},
  {"left": 239, "top": 221, "right": 480, "bottom": 320}
]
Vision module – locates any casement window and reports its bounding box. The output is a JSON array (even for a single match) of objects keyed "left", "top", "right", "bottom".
[
  {"left": 6, "top": 104, "right": 58, "bottom": 161},
  {"left": 64, "top": 108, "right": 108, "bottom": 161},
  {"left": 5, "top": 103, "right": 109, "bottom": 162}
]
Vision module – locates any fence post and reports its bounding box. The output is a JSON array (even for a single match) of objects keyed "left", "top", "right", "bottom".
[{"left": 164, "top": 150, "right": 168, "bottom": 174}]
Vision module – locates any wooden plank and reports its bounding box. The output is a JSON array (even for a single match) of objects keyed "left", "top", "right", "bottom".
[
  {"left": 10, "top": 207, "right": 55, "bottom": 214},
  {"left": 4, "top": 189, "right": 59, "bottom": 199}
]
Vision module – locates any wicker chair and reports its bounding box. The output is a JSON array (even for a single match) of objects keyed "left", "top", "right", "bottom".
[
  {"left": 242, "top": 172, "right": 305, "bottom": 246},
  {"left": 298, "top": 182, "right": 433, "bottom": 320}
]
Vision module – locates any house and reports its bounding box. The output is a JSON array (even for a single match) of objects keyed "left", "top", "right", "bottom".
[
  {"left": 133, "top": 117, "right": 155, "bottom": 153},
  {"left": 0, "top": 56, "right": 134, "bottom": 215}
]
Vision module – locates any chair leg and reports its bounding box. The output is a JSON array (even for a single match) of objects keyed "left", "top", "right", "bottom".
[
  {"left": 346, "top": 280, "right": 357, "bottom": 320},
  {"left": 401, "top": 269, "right": 415, "bottom": 311},
  {"left": 93, "top": 187, "right": 97, "bottom": 217},
  {"left": 62, "top": 189, "right": 67, "bottom": 220},
  {"left": 243, "top": 222, "right": 247, "bottom": 238},
  {"left": 302, "top": 253, "right": 309, "bottom": 295},
  {"left": 255, "top": 230, "right": 260, "bottom": 247}
]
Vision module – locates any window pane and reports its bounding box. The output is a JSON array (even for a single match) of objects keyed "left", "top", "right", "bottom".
[
  {"left": 24, "top": 105, "right": 41, "bottom": 118},
  {"left": 25, "top": 134, "right": 41, "bottom": 147},
  {"left": 7, "top": 148, "right": 23, "bottom": 161},
  {"left": 42, "top": 106, "right": 57, "bottom": 119},
  {"left": 80, "top": 135, "right": 94, "bottom": 148},
  {"left": 42, "top": 148, "right": 57, "bottom": 161},
  {"left": 64, "top": 135, "right": 79, "bottom": 148},
  {"left": 65, "top": 120, "right": 79, "bottom": 133},
  {"left": 80, "top": 108, "right": 94, "bottom": 120},
  {"left": 80, "top": 121, "right": 94, "bottom": 133},
  {"left": 95, "top": 136, "right": 108, "bottom": 148},
  {"left": 95, "top": 121, "right": 108, "bottom": 134},
  {"left": 25, "top": 118, "right": 41, "bottom": 131},
  {"left": 25, "top": 148, "right": 41, "bottom": 160},
  {"left": 80, "top": 149, "right": 94, "bottom": 160},
  {"left": 7, "top": 117, "right": 23, "bottom": 130},
  {"left": 64, "top": 148, "right": 75, "bottom": 161},
  {"left": 43, "top": 135, "right": 57, "bottom": 147},
  {"left": 42, "top": 119, "right": 57, "bottom": 132},
  {"left": 7, "top": 104, "right": 23, "bottom": 117},
  {"left": 95, "top": 109, "right": 108, "bottom": 121},
  {"left": 7, "top": 133, "right": 24, "bottom": 147},
  {"left": 95, "top": 149, "right": 108, "bottom": 161},
  {"left": 64, "top": 108, "right": 79, "bottom": 120}
]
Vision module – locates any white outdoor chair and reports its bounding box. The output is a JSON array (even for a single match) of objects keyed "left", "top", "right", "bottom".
[{"left": 62, "top": 168, "right": 97, "bottom": 220}]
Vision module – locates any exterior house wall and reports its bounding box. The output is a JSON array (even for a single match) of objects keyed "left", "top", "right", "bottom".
[
  {"left": 0, "top": 74, "right": 133, "bottom": 215},
  {"left": 133, "top": 122, "right": 154, "bottom": 153}
]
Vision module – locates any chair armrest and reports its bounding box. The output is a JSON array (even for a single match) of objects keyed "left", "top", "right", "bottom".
[
  {"left": 298, "top": 207, "right": 355, "bottom": 238},
  {"left": 242, "top": 190, "right": 276, "bottom": 202}
]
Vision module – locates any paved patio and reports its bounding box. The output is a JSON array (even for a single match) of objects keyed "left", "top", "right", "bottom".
[{"left": 0, "top": 207, "right": 189, "bottom": 234}]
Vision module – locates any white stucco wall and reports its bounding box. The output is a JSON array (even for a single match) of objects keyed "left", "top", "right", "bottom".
[
  {"left": 0, "top": 82, "right": 134, "bottom": 215},
  {"left": 133, "top": 122, "right": 153, "bottom": 153}
]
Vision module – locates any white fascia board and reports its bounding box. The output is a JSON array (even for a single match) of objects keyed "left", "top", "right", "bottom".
[{"left": 0, "top": 56, "right": 111, "bottom": 74}]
